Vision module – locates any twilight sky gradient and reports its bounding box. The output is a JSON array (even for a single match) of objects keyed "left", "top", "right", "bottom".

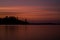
[{"left": 0, "top": 0, "right": 60, "bottom": 23}]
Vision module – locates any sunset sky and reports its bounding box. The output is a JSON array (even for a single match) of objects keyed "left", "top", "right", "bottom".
[{"left": 0, "top": 0, "right": 60, "bottom": 23}]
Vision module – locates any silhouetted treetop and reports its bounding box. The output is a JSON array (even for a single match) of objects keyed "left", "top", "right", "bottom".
[{"left": 0, "top": 16, "right": 29, "bottom": 25}]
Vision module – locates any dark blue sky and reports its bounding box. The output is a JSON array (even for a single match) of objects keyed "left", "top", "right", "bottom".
[{"left": 0, "top": 0, "right": 59, "bottom": 6}]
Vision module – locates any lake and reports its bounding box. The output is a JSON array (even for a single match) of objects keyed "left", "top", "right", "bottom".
[{"left": 0, "top": 25, "right": 60, "bottom": 40}]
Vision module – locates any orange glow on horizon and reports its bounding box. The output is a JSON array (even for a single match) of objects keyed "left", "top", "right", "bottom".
[{"left": 0, "top": 6, "right": 59, "bottom": 22}]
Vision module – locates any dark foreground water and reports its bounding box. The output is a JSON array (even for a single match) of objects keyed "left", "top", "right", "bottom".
[{"left": 0, "top": 25, "right": 60, "bottom": 40}]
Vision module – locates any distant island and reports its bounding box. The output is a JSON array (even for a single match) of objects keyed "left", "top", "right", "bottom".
[
  {"left": 0, "top": 16, "right": 60, "bottom": 25},
  {"left": 0, "top": 16, "right": 29, "bottom": 25}
]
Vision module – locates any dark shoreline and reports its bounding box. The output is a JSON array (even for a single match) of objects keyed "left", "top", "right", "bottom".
[
  {"left": 0, "top": 23, "right": 60, "bottom": 25},
  {"left": 0, "top": 16, "right": 60, "bottom": 25}
]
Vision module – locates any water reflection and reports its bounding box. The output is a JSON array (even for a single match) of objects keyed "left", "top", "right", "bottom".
[
  {"left": 0, "top": 25, "right": 60, "bottom": 40},
  {"left": 0, "top": 25, "right": 27, "bottom": 40}
]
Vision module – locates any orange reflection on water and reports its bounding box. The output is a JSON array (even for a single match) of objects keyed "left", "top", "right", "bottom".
[{"left": 0, "top": 25, "right": 60, "bottom": 40}]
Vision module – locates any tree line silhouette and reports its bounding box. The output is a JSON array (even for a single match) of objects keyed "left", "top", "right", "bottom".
[
  {"left": 0, "top": 16, "right": 29, "bottom": 25},
  {"left": 0, "top": 16, "right": 59, "bottom": 25}
]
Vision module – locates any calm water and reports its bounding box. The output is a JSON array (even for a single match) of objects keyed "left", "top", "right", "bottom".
[{"left": 0, "top": 25, "right": 60, "bottom": 40}]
